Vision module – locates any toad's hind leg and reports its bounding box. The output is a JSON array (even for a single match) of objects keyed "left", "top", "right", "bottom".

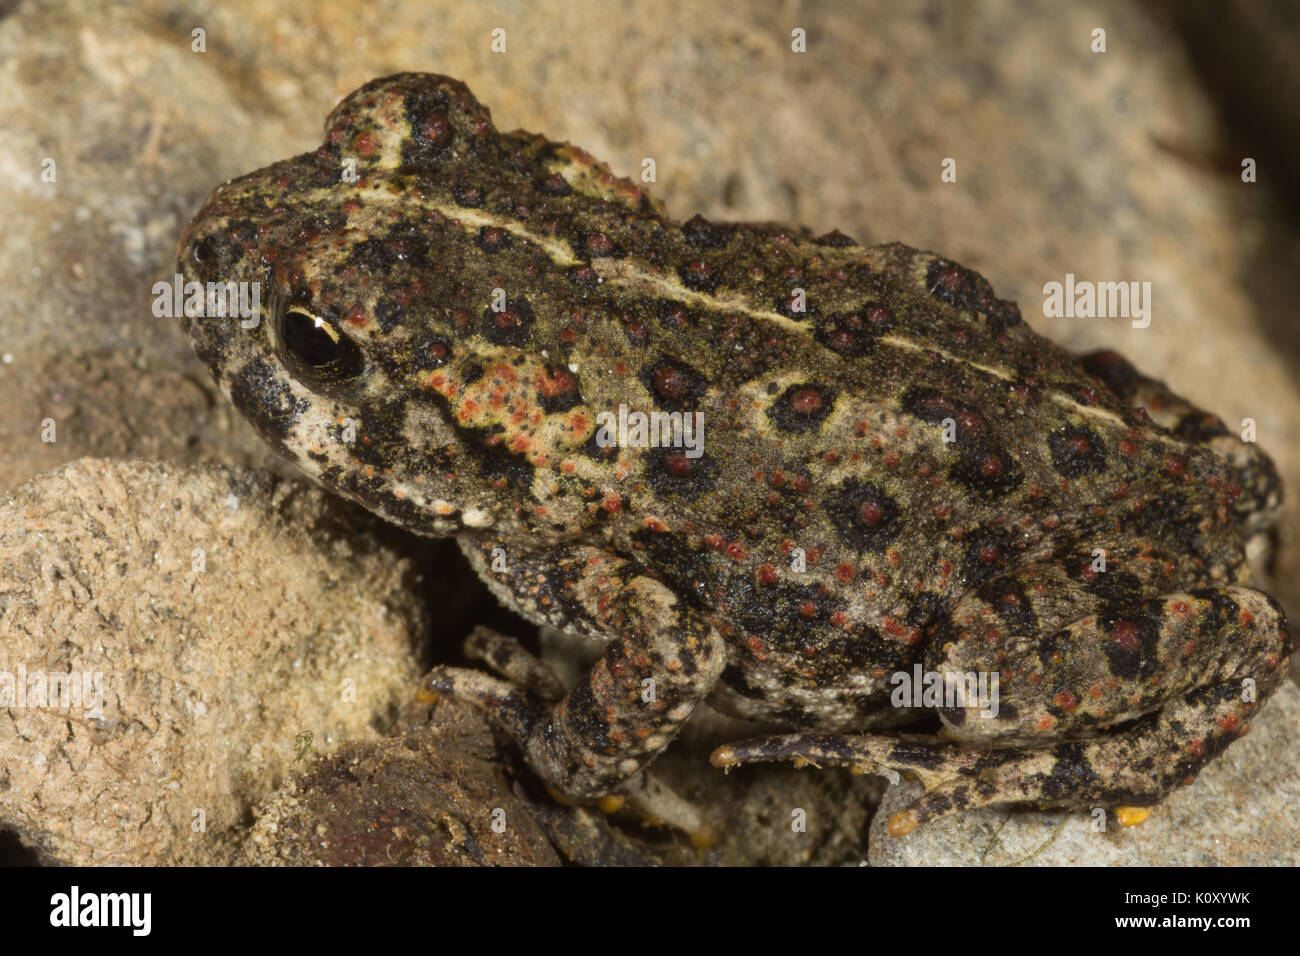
[
  {"left": 1079, "top": 349, "right": 1282, "bottom": 538},
  {"left": 714, "top": 586, "right": 1290, "bottom": 835}
]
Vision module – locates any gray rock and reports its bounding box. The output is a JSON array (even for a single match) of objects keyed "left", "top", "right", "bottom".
[{"left": 869, "top": 680, "right": 1300, "bottom": 866}]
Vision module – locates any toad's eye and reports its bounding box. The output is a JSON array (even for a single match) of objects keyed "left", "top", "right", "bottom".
[{"left": 277, "top": 303, "right": 365, "bottom": 386}]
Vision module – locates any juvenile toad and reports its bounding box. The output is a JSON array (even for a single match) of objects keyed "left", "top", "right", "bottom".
[{"left": 179, "top": 73, "right": 1291, "bottom": 838}]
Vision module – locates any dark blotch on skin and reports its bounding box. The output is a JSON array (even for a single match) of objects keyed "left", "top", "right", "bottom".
[
  {"left": 456, "top": 424, "right": 537, "bottom": 490},
  {"left": 682, "top": 214, "right": 734, "bottom": 250},
  {"left": 1128, "top": 492, "right": 1203, "bottom": 556},
  {"left": 536, "top": 364, "right": 583, "bottom": 413},
  {"left": 960, "top": 526, "right": 1018, "bottom": 589},
  {"left": 399, "top": 88, "right": 455, "bottom": 172},
  {"left": 824, "top": 480, "right": 902, "bottom": 554},
  {"left": 645, "top": 447, "right": 717, "bottom": 501},
  {"left": 815, "top": 312, "right": 880, "bottom": 357},
  {"left": 579, "top": 231, "right": 625, "bottom": 260},
  {"left": 1194, "top": 588, "right": 1242, "bottom": 637},
  {"left": 1035, "top": 627, "right": 1075, "bottom": 669},
  {"left": 640, "top": 357, "right": 707, "bottom": 411},
  {"left": 410, "top": 334, "right": 454, "bottom": 371},
  {"left": 539, "top": 173, "right": 573, "bottom": 196},
  {"left": 814, "top": 229, "right": 857, "bottom": 247},
  {"left": 767, "top": 383, "right": 837, "bottom": 432},
  {"left": 629, "top": 529, "right": 713, "bottom": 606},
  {"left": 1039, "top": 742, "right": 1103, "bottom": 800},
  {"left": 1085, "top": 568, "right": 1146, "bottom": 612},
  {"left": 1077, "top": 349, "right": 1141, "bottom": 399},
  {"left": 719, "top": 664, "right": 768, "bottom": 700},
  {"left": 907, "top": 591, "right": 953, "bottom": 635},
  {"left": 578, "top": 428, "right": 621, "bottom": 465},
  {"left": 347, "top": 398, "right": 411, "bottom": 469},
  {"left": 1098, "top": 605, "right": 1165, "bottom": 681},
  {"left": 228, "top": 358, "right": 307, "bottom": 446},
  {"left": 986, "top": 297, "right": 1023, "bottom": 332},
  {"left": 678, "top": 259, "right": 721, "bottom": 294},
  {"left": 349, "top": 223, "right": 432, "bottom": 277},
  {"left": 1174, "top": 413, "right": 1231, "bottom": 443},
  {"left": 452, "top": 183, "right": 485, "bottom": 207},
  {"left": 901, "top": 387, "right": 974, "bottom": 429},
  {"left": 889, "top": 741, "right": 946, "bottom": 770},
  {"left": 476, "top": 226, "right": 512, "bottom": 253},
  {"left": 1048, "top": 424, "right": 1109, "bottom": 478},
  {"left": 730, "top": 574, "right": 833, "bottom": 645},
  {"left": 925, "top": 257, "right": 995, "bottom": 314},
  {"left": 337, "top": 468, "right": 429, "bottom": 529},
  {"left": 481, "top": 296, "right": 536, "bottom": 346},
  {"left": 923, "top": 256, "right": 1022, "bottom": 331},
  {"left": 976, "top": 579, "right": 1040, "bottom": 636},
  {"left": 374, "top": 298, "right": 408, "bottom": 334},
  {"left": 189, "top": 231, "right": 244, "bottom": 273},
  {"left": 563, "top": 681, "right": 612, "bottom": 752},
  {"left": 949, "top": 441, "right": 1024, "bottom": 495},
  {"left": 774, "top": 290, "right": 818, "bottom": 320}
]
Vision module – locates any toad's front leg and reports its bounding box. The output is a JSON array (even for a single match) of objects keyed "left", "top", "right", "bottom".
[{"left": 424, "top": 540, "right": 726, "bottom": 808}]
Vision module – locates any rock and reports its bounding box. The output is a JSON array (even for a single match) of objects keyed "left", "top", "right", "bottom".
[
  {"left": 868, "top": 681, "right": 1300, "bottom": 866},
  {"left": 242, "top": 701, "right": 561, "bottom": 867},
  {"left": 0, "top": 459, "right": 426, "bottom": 864}
]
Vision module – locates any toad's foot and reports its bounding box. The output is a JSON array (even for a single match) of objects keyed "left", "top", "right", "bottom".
[{"left": 712, "top": 730, "right": 1168, "bottom": 836}]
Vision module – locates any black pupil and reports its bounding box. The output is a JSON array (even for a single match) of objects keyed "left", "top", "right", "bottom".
[
  {"left": 280, "top": 306, "right": 364, "bottom": 383},
  {"left": 284, "top": 309, "right": 340, "bottom": 366}
]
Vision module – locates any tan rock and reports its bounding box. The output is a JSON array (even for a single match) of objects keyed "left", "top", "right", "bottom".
[{"left": 0, "top": 459, "right": 425, "bottom": 864}]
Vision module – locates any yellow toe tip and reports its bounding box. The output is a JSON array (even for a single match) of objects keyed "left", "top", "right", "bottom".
[
  {"left": 689, "top": 822, "right": 715, "bottom": 850},
  {"left": 1115, "top": 805, "right": 1152, "bottom": 827},
  {"left": 598, "top": 794, "right": 627, "bottom": 814},
  {"left": 544, "top": 784, "right": 577, "bottom": 807},
  {"left": 887, "top": 809, "right": 921, "bottom": 838},
  {"left": 710, "top": 745, "right": 737, "bottom": 768}
]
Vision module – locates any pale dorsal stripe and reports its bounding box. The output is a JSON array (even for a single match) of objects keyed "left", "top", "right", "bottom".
[{"left": 338, "top": 185, "right": 1123, "bottom": 426}]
